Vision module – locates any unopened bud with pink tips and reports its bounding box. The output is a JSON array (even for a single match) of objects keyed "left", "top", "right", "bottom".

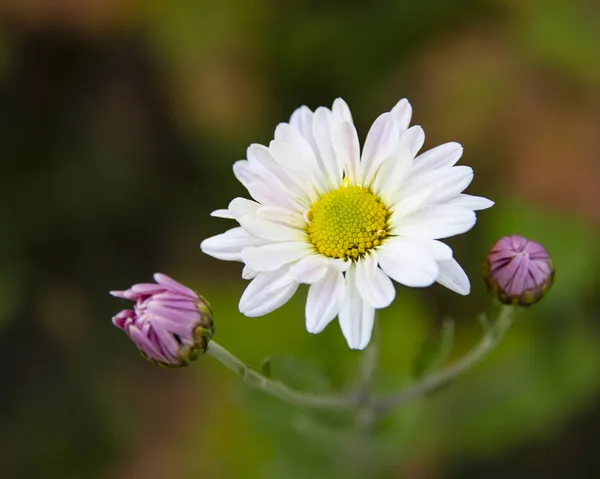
[
  {"left": 111, "top": 273, "right": 214, "bottom": 367},
  {"left": 484, "top": 235, "right": 554, "bottom": 306}
]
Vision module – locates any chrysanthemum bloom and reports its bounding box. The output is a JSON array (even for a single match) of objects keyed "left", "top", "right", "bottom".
[
  {"left": 201, "top": 98, "right": 493, "bottom": 349},
  {"left": 111, "top": 273, "right": 214, "bottom": 367},
  {"left": 484, "top": 235, "right": 554, "bottom": 306}
]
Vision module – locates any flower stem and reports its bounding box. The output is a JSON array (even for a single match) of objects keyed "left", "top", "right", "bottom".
[
  {"left": 356, "top": 318, "right": 380, "bottom": 406},
  {"left": 375, "top": 305, "right": 517, "bottom": 414},
  {"left": 347, "top": 321, "right": 381, "bottom": 478},
  {"left": 206, "top": 305, "right": 517, "bottom": 414},
  {"left": 206, "top": 341, "right": 358, "bottom": 410}
]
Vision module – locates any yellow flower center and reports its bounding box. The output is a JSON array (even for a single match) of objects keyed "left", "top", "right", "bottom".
[{"left": 307, "top": 186, "right": 389, "bottom": 259}]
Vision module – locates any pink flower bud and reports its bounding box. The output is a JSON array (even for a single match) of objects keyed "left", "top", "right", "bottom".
[
  {"left": 111, "top": 273, "right": 214, "bottom": 367},
  {"left": 484, "top": 235, "right": 554, "bottom": 306}
]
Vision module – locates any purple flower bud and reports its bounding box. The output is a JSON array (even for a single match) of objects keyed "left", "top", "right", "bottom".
[
  {"left": 484, "top": 235, "right": 554, "bottom": 306},
  {"left": 111, "top": 273, "right": 214, "bottom": 367}
]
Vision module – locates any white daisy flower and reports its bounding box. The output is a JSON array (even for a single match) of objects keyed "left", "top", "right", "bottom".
[{"left": 201, "top": 98, "right": 493, "bottom": 350}]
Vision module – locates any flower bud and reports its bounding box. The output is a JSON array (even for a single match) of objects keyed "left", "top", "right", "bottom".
[
  {"left": 111, "top": 273, "right": 214, "bottom": 367},
  {"left": 484, "top": 235, "right": 554, "bottom": 306}
]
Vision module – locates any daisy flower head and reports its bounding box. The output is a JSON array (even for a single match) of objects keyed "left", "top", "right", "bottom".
[{"left": 201, "top": 99, "right": 493, "bottom": 350}]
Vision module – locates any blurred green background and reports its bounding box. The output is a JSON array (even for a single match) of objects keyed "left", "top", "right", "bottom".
[{"left": 1, "top": 0, "right": 599, "bottom": 478}]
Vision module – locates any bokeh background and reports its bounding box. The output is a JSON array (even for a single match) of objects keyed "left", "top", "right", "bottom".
[{"left": 1, "top": 0, "right": 599, "bottom": 478}]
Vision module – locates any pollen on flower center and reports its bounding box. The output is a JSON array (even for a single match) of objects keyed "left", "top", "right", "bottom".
[{"left": 307, "top": 186, "right": 389, "bottom": 259}]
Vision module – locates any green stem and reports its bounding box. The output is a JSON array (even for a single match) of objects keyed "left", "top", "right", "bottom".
[
  {"left": 356, "top": 319, "right": 380, "bottom": 405},
  {"left": 206, "top": 341, "right": 358, "bottom": 410},
  {"left": 375, "top": 305, "right": 517, "bottom": 414},
  {"left": 344, "top": 320, "right": 381, "bottom": 479},
  {"left": 206, "top": 305, "right": 517, "bottom": 415}
]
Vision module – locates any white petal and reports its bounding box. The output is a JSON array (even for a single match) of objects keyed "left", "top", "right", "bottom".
[
  {"left": 239, "top": 147, "right": 307, "bottom": 210},
  {"left": 242, "top": 243, "right": 311, "bottom": 272},
  {"left": 388, "top": 188, "right": 434, "bottom": 228},
  {"left": 377, "top": 239, "right": 439, "bottom": 287},
  {"left": 333, "top": 121, "right": 360, "bottom": 183},
  {"left": 289, "top": 105, "right": 317, "bottom": 152},
  {"left": 247, "top": 143, "right": 308, "bottom": 200},
  {"left": 288, "top": 254, "right": 329, "bottom": 284},
  {"left": 269, "top": 139, "right": 322, "bottom": 200},
  {"left": 412, "top": 142, "right": 463, "bottom": 175},
  {"left": 326, "top": 257, "right": 352, "bottom": 272},
  {"left": 445, "top": 194, "right": 494, "bottom": 211},
  {"left": 242, "top": 265, "right": 258, "bottom": 279},
  {"left": 355, "top": 252, "right": 396, "bottom": 308},
  {"left": 421, "top": 239, "right": 453, "bottom": 261},
  {"left": 386, "top": 237, "right": 452, "bottom": 262},
  {"left": 274, "top": 123, "right": 317, "bottom": 163},
  {"left": 239, "top": 269, "right": 299, "bottom": 317},
  {"left": 370, "top": 157, "right": 396, "bottom": 197},
  {"left": 338, "top": 264, "right": 375, "bottom": 350},
  {"left": 373, "top": 145, "right": 414, "bottom": 202},
  {"left": 241, "top": 242, "right": 311, "bottom": 272},
  {"left": 210, "top": 209, "right": 234, "bottom": 219},
  {"left": 247, "top": 143, "right": 279, "bottom": 170},
  {"left": 390, "top": 98, "right": 412, "bottom": 133},
  {"left": 398, "top": 205, "right": 477, "bottom": 240},
  {"left": 313, "top": 107, "right": 342, "bottom": 188},
  {"left": 306, "top": 268, "right": 345, "bottom": 333},
  {"left": 360, "top": 113, "right": 399, "bottom": 186},
  {"left": 257, "top": 206, "right": 307, "bottom": 229},
  {"left": 246, "top": 181, "right": 302, "bottom": 212},
  {"left": 233, "top": 160, "right": 257, "bottom": 188},
  {"left": 332, "top": 98, "right": 353, "bottom": 124},
  {"left": 289, "top": 105, "right": 312, "bottom": 127},
  {"left": 403, "top": 166, "right": 474, "bottom": 208},
  {"left": 436, "top": 258, "right": 470, "bottom": 295},
  {"left": 398, "top": 125, "right": 425, "bottom": 157},
  {"left": 247, "top": 283, "right": 297, "bottom": 316},
  {"left": 262, "top": 272, "right": 298, "bottom": 294},
  {"left": 228, "top": 197, "right": 261, "bottom": 219},
  {"left": 238, "top": 215, "right": 307, "bottom": 242},
  {"left": 200, "top": 227, "right": 266, "bottom": 261}
]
